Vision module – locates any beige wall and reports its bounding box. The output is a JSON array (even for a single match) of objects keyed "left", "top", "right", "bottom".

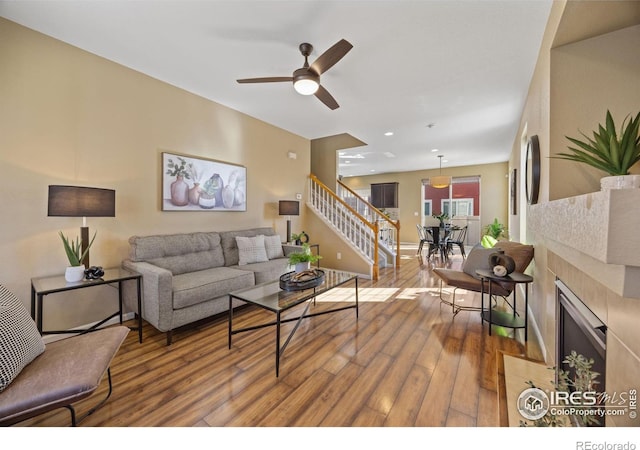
[
  {"left": 342, "top": 162, "right": 509, "bottom": 244},
  {"left": 550, "top": 23, "right": 640, "bottom": 199},
  {"left": 511, "top": 0, "right": 640, "bottom": 372},
  {"left": 0, "top": 18, "right": 310, "bottom": 330},
  {"left": 310, "top": 133, "right": 366, "bottom": 189}
]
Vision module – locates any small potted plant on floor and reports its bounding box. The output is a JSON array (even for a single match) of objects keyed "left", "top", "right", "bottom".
[
  {"left": 554, "top": 110, "right": 640, "bottom": 190},
  {"left": 288, "top": 243, "right": 321, "bottom": 273},
  {"left": 59, "top": 231, "right": 96, "bottom": 282}
]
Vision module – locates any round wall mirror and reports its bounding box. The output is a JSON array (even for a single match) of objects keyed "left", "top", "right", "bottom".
[{"left": 525, "top": 135, "right": 540, "bottom": 205}]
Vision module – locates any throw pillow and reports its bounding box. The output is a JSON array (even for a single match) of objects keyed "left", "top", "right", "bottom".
[
  {"left": 263, "top": 234, "right": 284, "bottom": 260},
  {"left": 462, "top": 245, "right": 496, "bottom": 280},
  {"left": 0, "top": 284, "right": 45, "bottom": 392},
  {"left": 236, "top": 235, "right": 269, "bottom": 266}
]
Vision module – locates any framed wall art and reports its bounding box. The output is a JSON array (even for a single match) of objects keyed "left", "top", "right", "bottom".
[{"left": 162, "top": 152, "right": 247, "bottom": 211}]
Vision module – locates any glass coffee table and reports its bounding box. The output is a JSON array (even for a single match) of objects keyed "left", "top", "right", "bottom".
[{"left": 228, "top": 268, "right": 359, "bottom": 377}]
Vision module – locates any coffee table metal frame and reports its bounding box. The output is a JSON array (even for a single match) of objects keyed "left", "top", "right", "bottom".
[{"left": 228, "top": 269, "right": 359, "bottom": 377}]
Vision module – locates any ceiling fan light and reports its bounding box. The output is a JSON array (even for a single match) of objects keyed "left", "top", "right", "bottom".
[
  {"left": 431, "top": 175, "right": 451, "bottom": 189},
  {"left": 294, "top": 78, "right": 319, "bottom": 95}
]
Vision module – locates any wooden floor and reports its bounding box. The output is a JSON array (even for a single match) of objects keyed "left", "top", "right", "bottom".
[{"left": 18, "top": 244, "right": 543, "bottom": 427}]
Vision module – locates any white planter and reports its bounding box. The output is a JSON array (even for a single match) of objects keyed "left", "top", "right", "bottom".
[
  {"left": 65, "top": 266, "right": 85, "bottom": 282},
  {"left": 295, "top": 262, "right": 311, "bottom": 273},
  {"left": 601, "top": 175, "right": 640, "bottom": 191}
]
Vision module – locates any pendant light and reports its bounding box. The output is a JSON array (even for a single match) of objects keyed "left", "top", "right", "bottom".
[{"left": 431, "top": 155, "right": 451, "bottom": 189}]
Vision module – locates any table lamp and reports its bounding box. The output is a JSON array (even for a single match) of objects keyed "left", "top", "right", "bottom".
[
  {"left": 278, "top": 200, "right": 299, "bottom": 244},
  {"left": 48, "top": 185, "right": 116, "bottom": 268}
]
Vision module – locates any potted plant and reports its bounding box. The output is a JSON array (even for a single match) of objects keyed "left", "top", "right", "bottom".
[
  {"left": 520, "top": 351, "right": 601, "bottom": 427},
  {"left": 291, "top": 231, "right": 309, "bottom": 246},
  {"left": 288, "top": 243, "right": 321, "bottom": 273},
  {"left": 554, "top": 110, "right": 640, "bottom": 190},
  {"left": 432, "top": 212, "right": 449, "bottom": 227},
  {"left": 481, "top": 218, "right": 507, "bottom": 248},
  {"left": 59, "top": 231, "right": 96, "bottom": 282}
]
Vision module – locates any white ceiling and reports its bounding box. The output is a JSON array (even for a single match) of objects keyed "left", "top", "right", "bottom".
[{"left": 0, "top": 0, "right": 553, "bottom": 178}]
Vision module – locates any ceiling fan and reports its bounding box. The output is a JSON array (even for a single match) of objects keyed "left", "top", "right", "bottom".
[{"left": 236, "top": 39, "right": 353, "bottom": 110}]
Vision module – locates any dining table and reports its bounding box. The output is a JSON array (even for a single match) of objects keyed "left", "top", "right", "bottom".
[{"left": 427, "top": 225, "right": 451, "bottom": 260}]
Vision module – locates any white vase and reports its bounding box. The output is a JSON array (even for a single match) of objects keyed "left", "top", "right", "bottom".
[
  {"left": 600, "top": 175, "right": 640, "bottom": 191},
  {"left": 65, "top": 266, "right": 85, "bottom": 282},
  {"left": 295, "top": 262, "right": 311, "bottom": 273}
]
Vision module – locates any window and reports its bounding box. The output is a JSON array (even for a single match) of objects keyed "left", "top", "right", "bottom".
[
  {"left": 423, "top": 200, "right": 432, "bottom": 217},
  {"left": 442, "top": 198, "right": 474, "bottom": 217},
  {"left": 421, "top": 176, "right": 480, "bottom": 222}
]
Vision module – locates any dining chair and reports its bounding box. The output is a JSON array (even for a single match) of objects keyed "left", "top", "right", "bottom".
[
  {"left": 416, "top": 224, "right": 432, "bottom": 255},
  {"left": 444, "top": 225, "right": 468, "bottom": 259}
]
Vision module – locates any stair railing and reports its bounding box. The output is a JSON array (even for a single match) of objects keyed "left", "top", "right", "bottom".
[
  {"left": 308, "top": 174, "right": 379, "bottom": 280},
  {"left": 336, "top": 179, "right": 401, "bottom": 268}
]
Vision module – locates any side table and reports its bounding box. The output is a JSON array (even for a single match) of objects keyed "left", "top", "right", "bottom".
[
  {"left": 31, "top": 267, "right": 143, "bottom": 343},
  {"left": 475, "top": 269, "right": 533, "bottom": 341}
]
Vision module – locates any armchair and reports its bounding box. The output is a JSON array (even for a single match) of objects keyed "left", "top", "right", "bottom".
[
  {"left": 433, "top": 241, "right": 534, "bottom": 315},
  {"left": 0, "top": 284, "right": 128, "bottom": 426}
]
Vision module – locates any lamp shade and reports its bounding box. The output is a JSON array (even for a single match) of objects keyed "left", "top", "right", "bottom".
[
  {"left": 278, "top": 200, "right": 300, "bottom": 216},
  {"left": 430, "top": 154, "right": 451, "bottom": 189},
  {"left": 430, "top": 176, "right": 451, "bottom": 189},
  {"left": 48, "top": 185, "right": 116, "bottom": 217}
]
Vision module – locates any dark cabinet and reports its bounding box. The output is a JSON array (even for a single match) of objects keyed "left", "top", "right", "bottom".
[{"left": 370, "top": 182, "right": 398, "bottom": 208}]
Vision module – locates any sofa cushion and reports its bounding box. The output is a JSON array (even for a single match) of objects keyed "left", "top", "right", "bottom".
[
  {"left": 128, "top": 232, "right": 225, "bottom": 275},
  {"left": 172, "top": 267, "right": 255, "bottom": 310},
  {"left": 263, "top": 234, "right": 284, "bottom": 260},
  {"left": 233, "top": 258, "right": 290, "bottom": 285},
  {"left": 0, "top": 285, "right": 45, "bottom": 392},
  {"left": 236, "top": 235, "right": 268, "bottom": 265},
  {"left": 220, "top": 228, "right": 277, "bottom": 267}
]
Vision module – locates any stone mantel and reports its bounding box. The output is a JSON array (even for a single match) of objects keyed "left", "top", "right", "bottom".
[{"left": 530, "top": 189, "right": 640, "bottom": 299}]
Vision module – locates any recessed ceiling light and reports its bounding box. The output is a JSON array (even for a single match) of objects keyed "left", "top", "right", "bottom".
[
  {"left": 370, "top": 169, "right": 376, "bottom": 172},
  {"left": 383, "top": 152, "right": 395, "bottom": 158},
  {"left": 384, "top": 131, "right": 394, "bottom": 136},
  {"left": 431, "top": 148, "right": 439, "bottom": 152}
]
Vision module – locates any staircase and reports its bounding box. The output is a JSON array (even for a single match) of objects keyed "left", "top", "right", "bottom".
[{"left": 307, "top": 174, "right": 400, "bottom": 280}]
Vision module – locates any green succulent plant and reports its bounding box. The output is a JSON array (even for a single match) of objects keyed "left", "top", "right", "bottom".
[
  {"left": 288, "top": 243, "right": 322, "bottom": 265},
  {"left": 59, "top": 231, "right": 96, "bottom": 266},
  {"left": 554, "top": 110, "right": 640, "bottom": 176}
]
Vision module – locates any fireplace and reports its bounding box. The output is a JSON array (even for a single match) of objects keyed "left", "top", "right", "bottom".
[{"left": 556, "top": 279, "right": 607, "bottom": 425}]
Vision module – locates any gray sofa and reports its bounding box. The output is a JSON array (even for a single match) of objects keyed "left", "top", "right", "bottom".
[{"left": 122, "top": 227, "right": 297, "bottom": 345}]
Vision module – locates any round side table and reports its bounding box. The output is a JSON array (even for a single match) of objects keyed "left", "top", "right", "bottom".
[{"left": 475, "top": 269, "right": 533, "bottom": 341}]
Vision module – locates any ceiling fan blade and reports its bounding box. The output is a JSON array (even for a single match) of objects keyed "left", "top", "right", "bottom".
[
  {"left": 236, "top": 77, "right": 293, "bottom": 84},
  {"left": 310, "top": 39, "right": 353, "bottom": 75},
  {"left": 315, "top": 85, "right": 339, "bottom": 110}
]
